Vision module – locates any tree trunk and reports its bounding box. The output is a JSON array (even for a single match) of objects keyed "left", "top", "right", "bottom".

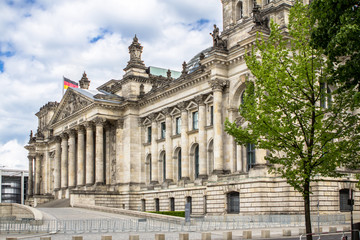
[{"left": 304, "top": 180, "right": 313, "bottom": 240}]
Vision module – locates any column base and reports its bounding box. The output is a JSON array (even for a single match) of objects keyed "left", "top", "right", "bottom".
[
  {"left": 85, "top": 183, "right": 94, "bottom": 187},
  {"left": 212, "top": 169, "right": 230, "bottom": 175},
  {"left": 197, "top": 174, "right": 208, "bottom": 179},
  {"left": 150, "top": 181, "right": 159, "bottom": 185},
  {"left": 164, "top": 179, "right": 173, "bottom": 183},
  {"left": 95, "top": 182, "right": 105, "bottom": 186}
]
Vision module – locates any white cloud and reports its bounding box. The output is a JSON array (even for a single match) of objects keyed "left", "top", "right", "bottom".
[
  {"left": 0, "top": 0, "right": 222, "bottom": 170},
  {"left": 0, "top": 139, "right": 28, "bottom": 170}
]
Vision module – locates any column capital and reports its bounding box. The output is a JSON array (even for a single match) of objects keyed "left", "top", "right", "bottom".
[
  {"left": 75, "top": 125, "right": 85, "bottom": 133},
  {"left": 84, "top": 121, "right": 94, "bottom": 129},
  {"left": 177, "top": 101, "right": 188, "bottom": 111},
  {"left": 162, "top": 107, "right": 172, "bottom": 117},
  {"left": 148, "top": 113, "right": 157, "bottom": 122},
  {"left": 209, "top": 79, "right": 229, "bottom": 92},
  {"left": 194, "top": 94, "right": 207, "bottom": 106},
  {"left": 115, "top": 119, "right": 124, "bottom": 129},
  {"left": 60, "top": 132, "right": 68, "bottom": 140},
  {"left": 54, "top": 136, "right": 62, "bottom": 143},
  {"left": 94, "top": 117, "right": 106, "bottom": 126},
  {"left": 35, "top": 153, "right": 43, "bottom": 158},
  {"left": 138, "top": 117, "right": 144, "bottom": 127},
  {"left": 68, "top": 129, "right": 77, "bottom": 137},
  {"left": 27, "top": 155, "right": 34, "bottom": 161}
]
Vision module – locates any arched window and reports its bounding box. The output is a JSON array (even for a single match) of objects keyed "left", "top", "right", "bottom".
[
  {"left": 186, "top": 196, "right": 192, "bottom": 214},
  {"left": 227, "top": 192, "right": 240, "bottom": 213},
  {"left": 236, "top": 1, "right": 243, "bottom": 20},
  {"left": 246, "top": 143, "right": 255, "bottom": 171},
  {"left": 178, "top": 149, "right": 182, "bottom": 180},
  {"left": 155, "top": 198, "right": 160, "bottom": 211},
  {"left": 161, "top": 152, "right": 166, "bottom": 181},
  {"left": 169, "top": 197, "right": 175, "bottom": 211},
  {"left": 195, "top": 145, "right": 199, "bottom": 178}
]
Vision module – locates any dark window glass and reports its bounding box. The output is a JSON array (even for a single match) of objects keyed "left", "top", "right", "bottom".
[
  {"left": 176, "top": 117, "right": 181, "bottom": 134},
  {"left": 210, "top": 106, "right": 214, "bottom": 126},
  {"left": 186, "top": 196, "right": 192, "bottom": 214},
  {"left": 161, "top": 122, "right": 166, "bottom": 139},
  {"left": 227, "top": 192, "right": 240, "bottom": 213},
  {"left": 247, "top": 143, "right": 255, "bottom": 171},
  {"left": 170, "top": 197, "right": 175, "bottom": 211},
  {"left": 192, "top": 111, "right": 198, "bottom": 130},
  {"left": 340, "top": 189, "right": 352, "bottom": 212},
  {"left": 147, "top": 127, "right": 152, "bottom": 143},
  {"left": 178, "top": 150, "right": 182, "bottom": 180},
  {"left": 141, "top": 199, "right": 146, "bottom": 211},
  {"left": 155, "top": 198, "right": 160, "bottom": 211},
  {"left": 163, "top": 153, "right": 166, "bottom": 180},
  {"left": 195, "top": 145, "right": 199, "bottom": 178}
]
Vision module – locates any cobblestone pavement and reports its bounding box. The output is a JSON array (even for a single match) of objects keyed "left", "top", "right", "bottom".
[{"left": 0, "top": 207, "right": 353, "bottom": 240}]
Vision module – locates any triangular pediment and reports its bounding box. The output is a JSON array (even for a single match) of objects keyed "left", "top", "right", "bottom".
[
  {"left": 155, "top": 113, "right": 165, "bottom": 121},
  {"left": 204, "top": 94, "right": 213, "bottom": 104},
  {"left": 170, "top": 107, "right": 181, "bottom": 116},
  {"left": 50, "top": 89, "right": 93, "bottom": 125},
  {"left": 143, "top": 118, "right": 151, "bottom": 126},
  {"left": 186, "top": 101, "right": 198, "bottom": 110}
]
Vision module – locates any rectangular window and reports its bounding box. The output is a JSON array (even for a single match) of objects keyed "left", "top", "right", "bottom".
[
  {"left": 161, "top": 122, "right": 166, "bottom": 139},
  {"left": 147, "top": 127, "right": 152, "bottom": 143},
  {"left": 247, "top": 143, "right": 256, "bottom": 171},
  {"left": 192, "top": 111, "right": 198, "bottom": 130},
  {"left": 170, "top": 197, "right": 175, "bottom": 211},
  {"left": 175, "top": 117, "right": 181, "bottom": 134},
  {"left": 210, "top": 106, "right": 214, "bottom": 126}
]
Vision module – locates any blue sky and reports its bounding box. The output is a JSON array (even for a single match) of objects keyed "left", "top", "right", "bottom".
[{"left": 0, "top": 0, "right": 222, "bottom": 169}]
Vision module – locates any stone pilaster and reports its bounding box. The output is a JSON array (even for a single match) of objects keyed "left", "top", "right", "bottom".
[
  {"left": 34, "top": 153, "right": 42, "bottom": 195},
  {"left": 116, "top": 119, "right": 124, "bottom": 184},
  {"left": 178, "top": 101, "right": 190, "bottom": 180},
  {"left": 105, "top": 123, "right": 111, "bottom": 185},
  {"left": 60, "top": 133, "right": 68, "bottom": 189},
  {"left": 209, "top": 79, "right": 229, "bottom": 174},
  {"left": 85, "top": 121, "right": 94, "bottom": 185},
  {"left": 27, "top": 155, "right": 34, "bottom": 196},
  {"left": 68, "top": 129, "right": 76, "bottom": 188},
  {"left": 163, "top": 108, "right": 173, "bottom": 182},
  {"left": 95, "top": 117, "right": 105, "bottom": 185},
  {"left": 150, "top": 114, "right": 159, "bottom": 183},
  {"left": 195, "top": 95, "right": 207, "bottom": 178},
  {"left": 77, "top": 126, "right": 85, "bottom": 186},
  {"left": 54, "top": 137, "right": 61, "bottom": 190}
]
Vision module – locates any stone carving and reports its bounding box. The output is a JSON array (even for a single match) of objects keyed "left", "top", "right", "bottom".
[
  {"left": 177, "top": 101, "right": 188, "bottom": 111},
  {"left": 162, "top": 107, "right": 172, "bottom": 116},
  {"left": 58, "top": 92, "right": 91, "bottom": 121},
  {"left": 194, "top": 95, "right": 206, "bottom": 105},
  {"left": 209, "top": 79, "right": 229, "bottom": 91},
  {"left": 79, "top": 71, "right": 90, "bottom": 89},
  {"left": 210, "top": 24, "right": 227, "bottom": 50},
  {"left": 167, "top": 69, "right": 172, "bottom": 79},
  {"left": 94, "top": 117, "right": 106, "bottom": 126},
  {"left": 235, "top": 116, "right": 246, "bottom": 126},
  {"left": 182, "top": 61, "right": 188, "bottom": 75},
  {"left": 252, "top": 1, "right": 269, "bottom": 31}
]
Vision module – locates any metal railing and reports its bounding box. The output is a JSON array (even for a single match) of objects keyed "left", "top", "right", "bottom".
[{"left": 0, "top": 214, "right": 347, "bottom": 234}]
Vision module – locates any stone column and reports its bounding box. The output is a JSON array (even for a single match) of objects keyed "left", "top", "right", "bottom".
[
  {"left": 77, "top": 126, "right": 85, "bottom": 186},
  {"left": 54, "top": 137, "right": 61, "bottom": 190},
  {"left": 209, "top": 79, "right": 228, "bottom": 174},
  {"left": 85, "top": 122, "right": 94, "bottom": 185},
  {"left": 68, "top": 130, "right": 76, "bottom": 188},
  {"left": 150, "top": 114, "right": 159, "bottom": 183},
  {"left": 196, "top": 95, "right": 207, "bottom": 178},
  {"left": 179, "top": 101, "right": 190, "bottom": 180},
  {"left": 60, "top": 133, "right": 68, "bottom": 189},
  {"left": 164, "top": 108, "right": 173, "bottom": 182},
  {"left": 105, "top": 123, "right": 111, "bottom": 185},
  {"left": 27, "top": 155, "right": 34, "bottom": 196},
  {"left": 95, "top": 117, "right": 105, "bottom": 185},
  {"left": 116, "top": 119, "right": 124, "bottom": 184},
  {"left": 34, "top": 153, "right": 42, "bottom": 195}
]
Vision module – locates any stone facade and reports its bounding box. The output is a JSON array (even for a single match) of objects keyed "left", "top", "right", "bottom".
[{"left": 25, "top": 0, "right": 358, "bottom": 216}]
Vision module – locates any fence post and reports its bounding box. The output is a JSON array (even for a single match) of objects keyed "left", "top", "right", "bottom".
[
  {"left": 202, "top": 232, "right": 211, "bottom": 240},
  {"left": 129, "top": 235, "right": 139, "bottom": 240},
  {"left": 179, "top": 233, "right": 189, "bottom": 240},
  {"left": 223, "top": 231, "right": 232, "bottom": 240},
  {"left": 155, "top": 233, "right": 165, "bottom": 240}
]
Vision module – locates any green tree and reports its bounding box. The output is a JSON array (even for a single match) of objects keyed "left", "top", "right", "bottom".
[
  {"left": 310, "top": 0, "right": 360, "bottom": 91},
  {"left": 225, "top": 2, "right": 360, "bottom": 240}
]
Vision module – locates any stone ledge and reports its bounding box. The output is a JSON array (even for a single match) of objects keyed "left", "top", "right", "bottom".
[{"left": 0, "top": 203, "right": 43, "bottom": 223}]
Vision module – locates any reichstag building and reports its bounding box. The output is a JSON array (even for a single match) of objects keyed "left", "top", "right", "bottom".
[{"left": 25, "top": 0, "right": 357, "bottom": 216}]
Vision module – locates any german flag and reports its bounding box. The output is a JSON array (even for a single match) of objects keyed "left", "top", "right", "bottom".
[{"left": 63, "top": 77, "right": 79, "bottom": 89}]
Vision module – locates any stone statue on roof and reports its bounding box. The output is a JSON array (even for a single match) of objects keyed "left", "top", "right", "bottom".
[{"left": 210, "top": 24, "right": 227, "bottom": 50}]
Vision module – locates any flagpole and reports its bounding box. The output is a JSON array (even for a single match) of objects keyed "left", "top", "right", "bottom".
[{"left": 62, "top": 76, "right": 64, "bottom": 96}]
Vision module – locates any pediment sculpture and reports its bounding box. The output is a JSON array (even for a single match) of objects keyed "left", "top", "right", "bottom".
[{"left": 57, "top": 92, "right": 92, "bottom": 121}]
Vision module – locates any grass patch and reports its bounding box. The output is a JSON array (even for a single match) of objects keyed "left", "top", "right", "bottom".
[{"left": 147, "top": 211, "right": 185, "bottom": 218}]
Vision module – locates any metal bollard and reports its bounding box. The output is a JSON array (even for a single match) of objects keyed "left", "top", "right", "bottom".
[
  {"left": 223, "top": 231, "right": 232, "bottom": 240},
  {"left": 179, "top": 233, "right": 189, "bottom": 240},
  {"left": 202, "top": 232, "right": 211, "bottom": 240},
  {"left": 155, "top": 233, "right": 165, "bottom": 240}
]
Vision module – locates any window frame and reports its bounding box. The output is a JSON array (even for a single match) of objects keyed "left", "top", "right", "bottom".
[{"left": 192, "top": 111, "right": 199, "bottom": 130}]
